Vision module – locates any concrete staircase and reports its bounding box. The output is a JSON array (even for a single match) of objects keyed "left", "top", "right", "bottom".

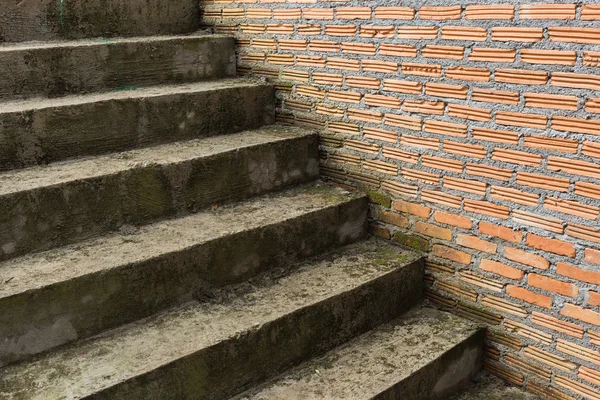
[{"left": 0, "top": 9, "right": 484, "bottom": 400}]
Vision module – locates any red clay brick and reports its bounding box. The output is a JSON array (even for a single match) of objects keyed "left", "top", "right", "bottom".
[
  {"left": 414, "top": 222, "right": 452, "bottom": 240},
  {"left": 456, "top": 234, "right": 497, "bottom": 253},
  {"left": 528, "top": 274, "right": 578, "bottom": 297},
  {"left": 432, "top": 244, "right": 472, "bottom": 264},
  {"left": 585, "top": 248, "right": 600, "bottom": 265},
  {"left": 556, "top": 262, "right": 600, "bottom": 285},
  {"left": 561, "top": 303, "right": 600, "bottom": 326},
  {"left": 504, "top": 247, "right": 550, "bottom": 270},
  {"left": 393, "top": 200, "right": 431, "bottom": 218},
  {"left": 377, "top": 210, "right": 410, "bottom": 228},
  {"left": 434, "top": 211, "right": 472, "bottom": 229},
  {"left": 369, "top": 224, "right": 391, "bottom": 240},
  {"left": 526, "top": 234, "right": 575, "bottom": 257},
  {"left": 588, "top": 291, "right": 600, "bottom": 307},
  {"left": 480, "top": 259, "right": 524, "bottom": 280},
  {"left": 507, "top": 285, "right": 552, "bottom": 308},
  {"left": 479, "top": 222, "right": 523, "bottom": 243}
]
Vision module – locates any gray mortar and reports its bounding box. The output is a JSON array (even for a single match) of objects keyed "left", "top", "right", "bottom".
[
  {"left": 0, "top": 34, "right": 236, "bottom": 100},
  {"left": 0, "top": 238, "right": 423, "bottom": 399},
  {"left": 0, "top": 78, "right": 275, "bottom": 170},
  {"left": 0, "top": 0, "right": 200, "bottom": 42},
  {"left": 0, "top": 126, "right": 319, "bottom": 262}
]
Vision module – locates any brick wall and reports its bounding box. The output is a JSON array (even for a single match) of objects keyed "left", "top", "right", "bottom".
[{"left": 199, "top": 1, "right": 600, "bottom": 398}]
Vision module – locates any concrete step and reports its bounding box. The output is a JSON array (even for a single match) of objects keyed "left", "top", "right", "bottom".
[
  {"left": 0, "top": 34, "right": 235, "bottom": 101},
  {"left": 0, "top": 79, "right": 275, "bottom": 171},
  {"left": 450, "top": 374, "right": 541, "bottom": 400},
  {"left": 234, "top": 307, "right": 484, "bottom": 400},
  {"left": 0, "top": 182, "right": 368, "bottom": 367},
  {"left": 0, "top": 126, "right": 319, "bottom": 262},
  {"left": 0, "top": 0, "right": 200, "bottom": 42},
  {"left": 0, "top": 239, "right": 423, "bottom": 399}
]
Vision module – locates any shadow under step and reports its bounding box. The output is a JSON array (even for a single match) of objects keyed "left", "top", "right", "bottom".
[
  {"left": 0, "top": 239, "right": 423, "bottom": 399},
  {"left": 0, "top": 34, "right": 235, "bottom": 101},
  {"left": 0, "top": 78, "right": 275, "bottom": 170},
  {"left": 0, "top": 125, "right": 318, "bottom": 262},
  {"left": 0, "top": 182, "right": 367, "bottom": 367},
  {"left": 235, "top": 307, "right": 484, "bottom": 400}
]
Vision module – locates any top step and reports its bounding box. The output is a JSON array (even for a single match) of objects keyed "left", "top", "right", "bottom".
[{"left": 0, "top": 0, "right": 200, "bottom": 43}]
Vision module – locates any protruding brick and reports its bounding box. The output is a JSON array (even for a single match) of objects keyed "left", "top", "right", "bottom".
[
  {"left": 561, "top": 303, "right": 600, "bottom": 326},
  {"left": 480, "top": 259, "right": 524, "bottom": 280},
  {"left": 432, "top": 245, "right": 472, "bottom": 265},
  {"left": 456, "top": 234, "right": 497, "bottom": 254},
  {"left": 414, "top": 222, "right": 452, "bottom": 240},
  {"left": 585, "top": 248, "right": 600, "bottom": 265},
  {"left": 369, "top": 224, "right": 391, "bottom": 240},
  {"left": 504, "top": 247, "right": 550, "bottom": 270},
  {"left": 526, "top": 234, "right": 576, "bottom": 257},
  {"left": 434, "top": 211, "right": 472, "bottom": 229},
  {"left": 528, "top": 274, "right": 578, "bottom": 298},
  {"left": 556, "top": 262, "right": 600, "bottom": 285},
  {"left": 393, "top": 200, "right": 431, "bottom": 218},
  {"left": 393, "top": 232, "right": 429, "bottom": 252},
  {"left": 479, "top": 222, "right": 522, "bottom": 243},
  {"left": 507, "top": 285, "right": 552, "bottom": 308},
  {"left": 377, "top": 211, "right": 409, "bottom": 228}
]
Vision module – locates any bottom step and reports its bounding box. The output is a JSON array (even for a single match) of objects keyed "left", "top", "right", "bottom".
[
  {"left": 235, "top": 307, "right": 484, "bottom": 400},
  {"left": 450, "top": 374, "right": 540, "bottom": 400}
]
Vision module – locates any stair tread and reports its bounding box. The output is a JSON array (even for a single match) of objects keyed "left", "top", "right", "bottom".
[
  {"left": 0, "top": 181, "right": 358, "bottom": 300},
  {"left": 0, "top": 32, "right": 229, "bottom": 52},
  {"left": 0, "top": 239, "right": 420, "bottom": 399},
  {"left": 0, "top": 124, "right": 310, "bottom": 196},
  {"left": 0, "top": 78, "right": 262, "bottom": 114},
  {"left": 235, "top": 307, "right": 481, "bottom": 400}
]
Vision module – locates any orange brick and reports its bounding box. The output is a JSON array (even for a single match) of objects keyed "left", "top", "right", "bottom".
[
  {"left": 432, "top": 244, "right": 472, "bottom": 265},
  {"left": 507, "top": 285, "right": 552, "bottom": 308},
  {"left": 414, "top": 222, "right": 452, "bottom": 240},
  {"left": 526, "top": 234, "right": 575, "bottom": 257},
  {"left": 377, "top": 211, "right": 409, "bottom": 228},
  {"left": 369, "top": 224, "right": 391, "bottom": 239},
  {"left": 529, "top": 274, "right": 578, "bottom": 297},
  {"left": 556, "top": 263, "right": 600, "bottom": 285},
  {"left": 479, "top": 222, "right": 523, "bottom": 243},
  {"left": 480, "top": 259, "right": 524, "bottom": 280},
  {"left": 504, "top": 247, "right": 550, "bottom": 270},
  {"left": 393, "top": 200, "right": 431, "bottom": 218},
  {"left": 434, "top": 211, "right": 472, "bottom": 229},
  {"left": 589, "top": 291, "right": 600, "bottom": 307},
  {"left": 561, "top": 303, "right": 600, "bottom": 326},
  {"left": 585, "top": 248, "right": 600, "bottom": 265},
  {"left": 457, "top": 234, "right": 497, "bottom": 253}
]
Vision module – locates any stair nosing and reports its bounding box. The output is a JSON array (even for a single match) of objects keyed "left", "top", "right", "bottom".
[
  {"left": 0, "top": 78, "right": 267, "bottom": 114},
  {"left": 0, "top": 240, "right": 420, "bottom": 399},
  {"left": 0, "top": 125, "right": 312, "bottom": 196}
]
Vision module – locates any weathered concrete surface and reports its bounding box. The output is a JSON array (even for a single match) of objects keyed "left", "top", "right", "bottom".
[
  {"left": 0, "top": 126, "right": 318, "bottom": 262},
  {"left": 0, "top": 239, "right": 423, "bottom": 399},
  {"left": 235, "top": 307, "right": 483, "bottom": 400},
  {"left": 0, "top": 79, "right": 274, "bottom": 170},
  {"left": 0, "top": 182, "right": 367, "bottom": 367},
  {"left": 0, "top": 0, "right": 200, "bottom": 42},
  {"left": 450, "top": 374, "right": 541, "bottom": 400},
  {"left": 0, "top": 34, "right": 235, "bottom": 100}
]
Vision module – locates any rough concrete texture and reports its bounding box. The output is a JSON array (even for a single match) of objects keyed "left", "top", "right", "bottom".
[
  {"left": 0, "top": 125, "right": 319, "bottom": 262},
  {"left": 0, "top": 79, "right": 275, "bottom": 170},
  {"left": 0, "top": 0, "right": 199, "bottom": 42},
  {"left": 0, "top": 182, "right": 367, "bottom": 367},
  {"left": 0, "top": 239, "right": 423, "bottom": 399},
  {"left": 450, "top": 374, "right": 541, "bottom": 400},
  {"left": 0, "top": 34, "right": 235, "bottom": 100},
  {"left": 234, "top": 307, "right": 483, "bottom": 400}
]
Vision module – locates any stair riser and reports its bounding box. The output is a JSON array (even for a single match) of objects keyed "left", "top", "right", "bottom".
[
  {"left": 0, "top": 84, "right": 275, "bottom": 170},
  {"left": 373, "top": 329, "right": 484, "bottom": 400},
  {"left": 84, "top": 259, "right": 425, "bottom": 400},
  {"left": 0, "top": 136, "right": 319, "bottom": 262},
  {"left": 0, "top": 196, "right": 367, "bottom": 367},
  {"left": 0, "top": 36, "right": 235, "bottom": 100},
  {"left": 0, "top": 0, "right": 199, "bottom": 42}
]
